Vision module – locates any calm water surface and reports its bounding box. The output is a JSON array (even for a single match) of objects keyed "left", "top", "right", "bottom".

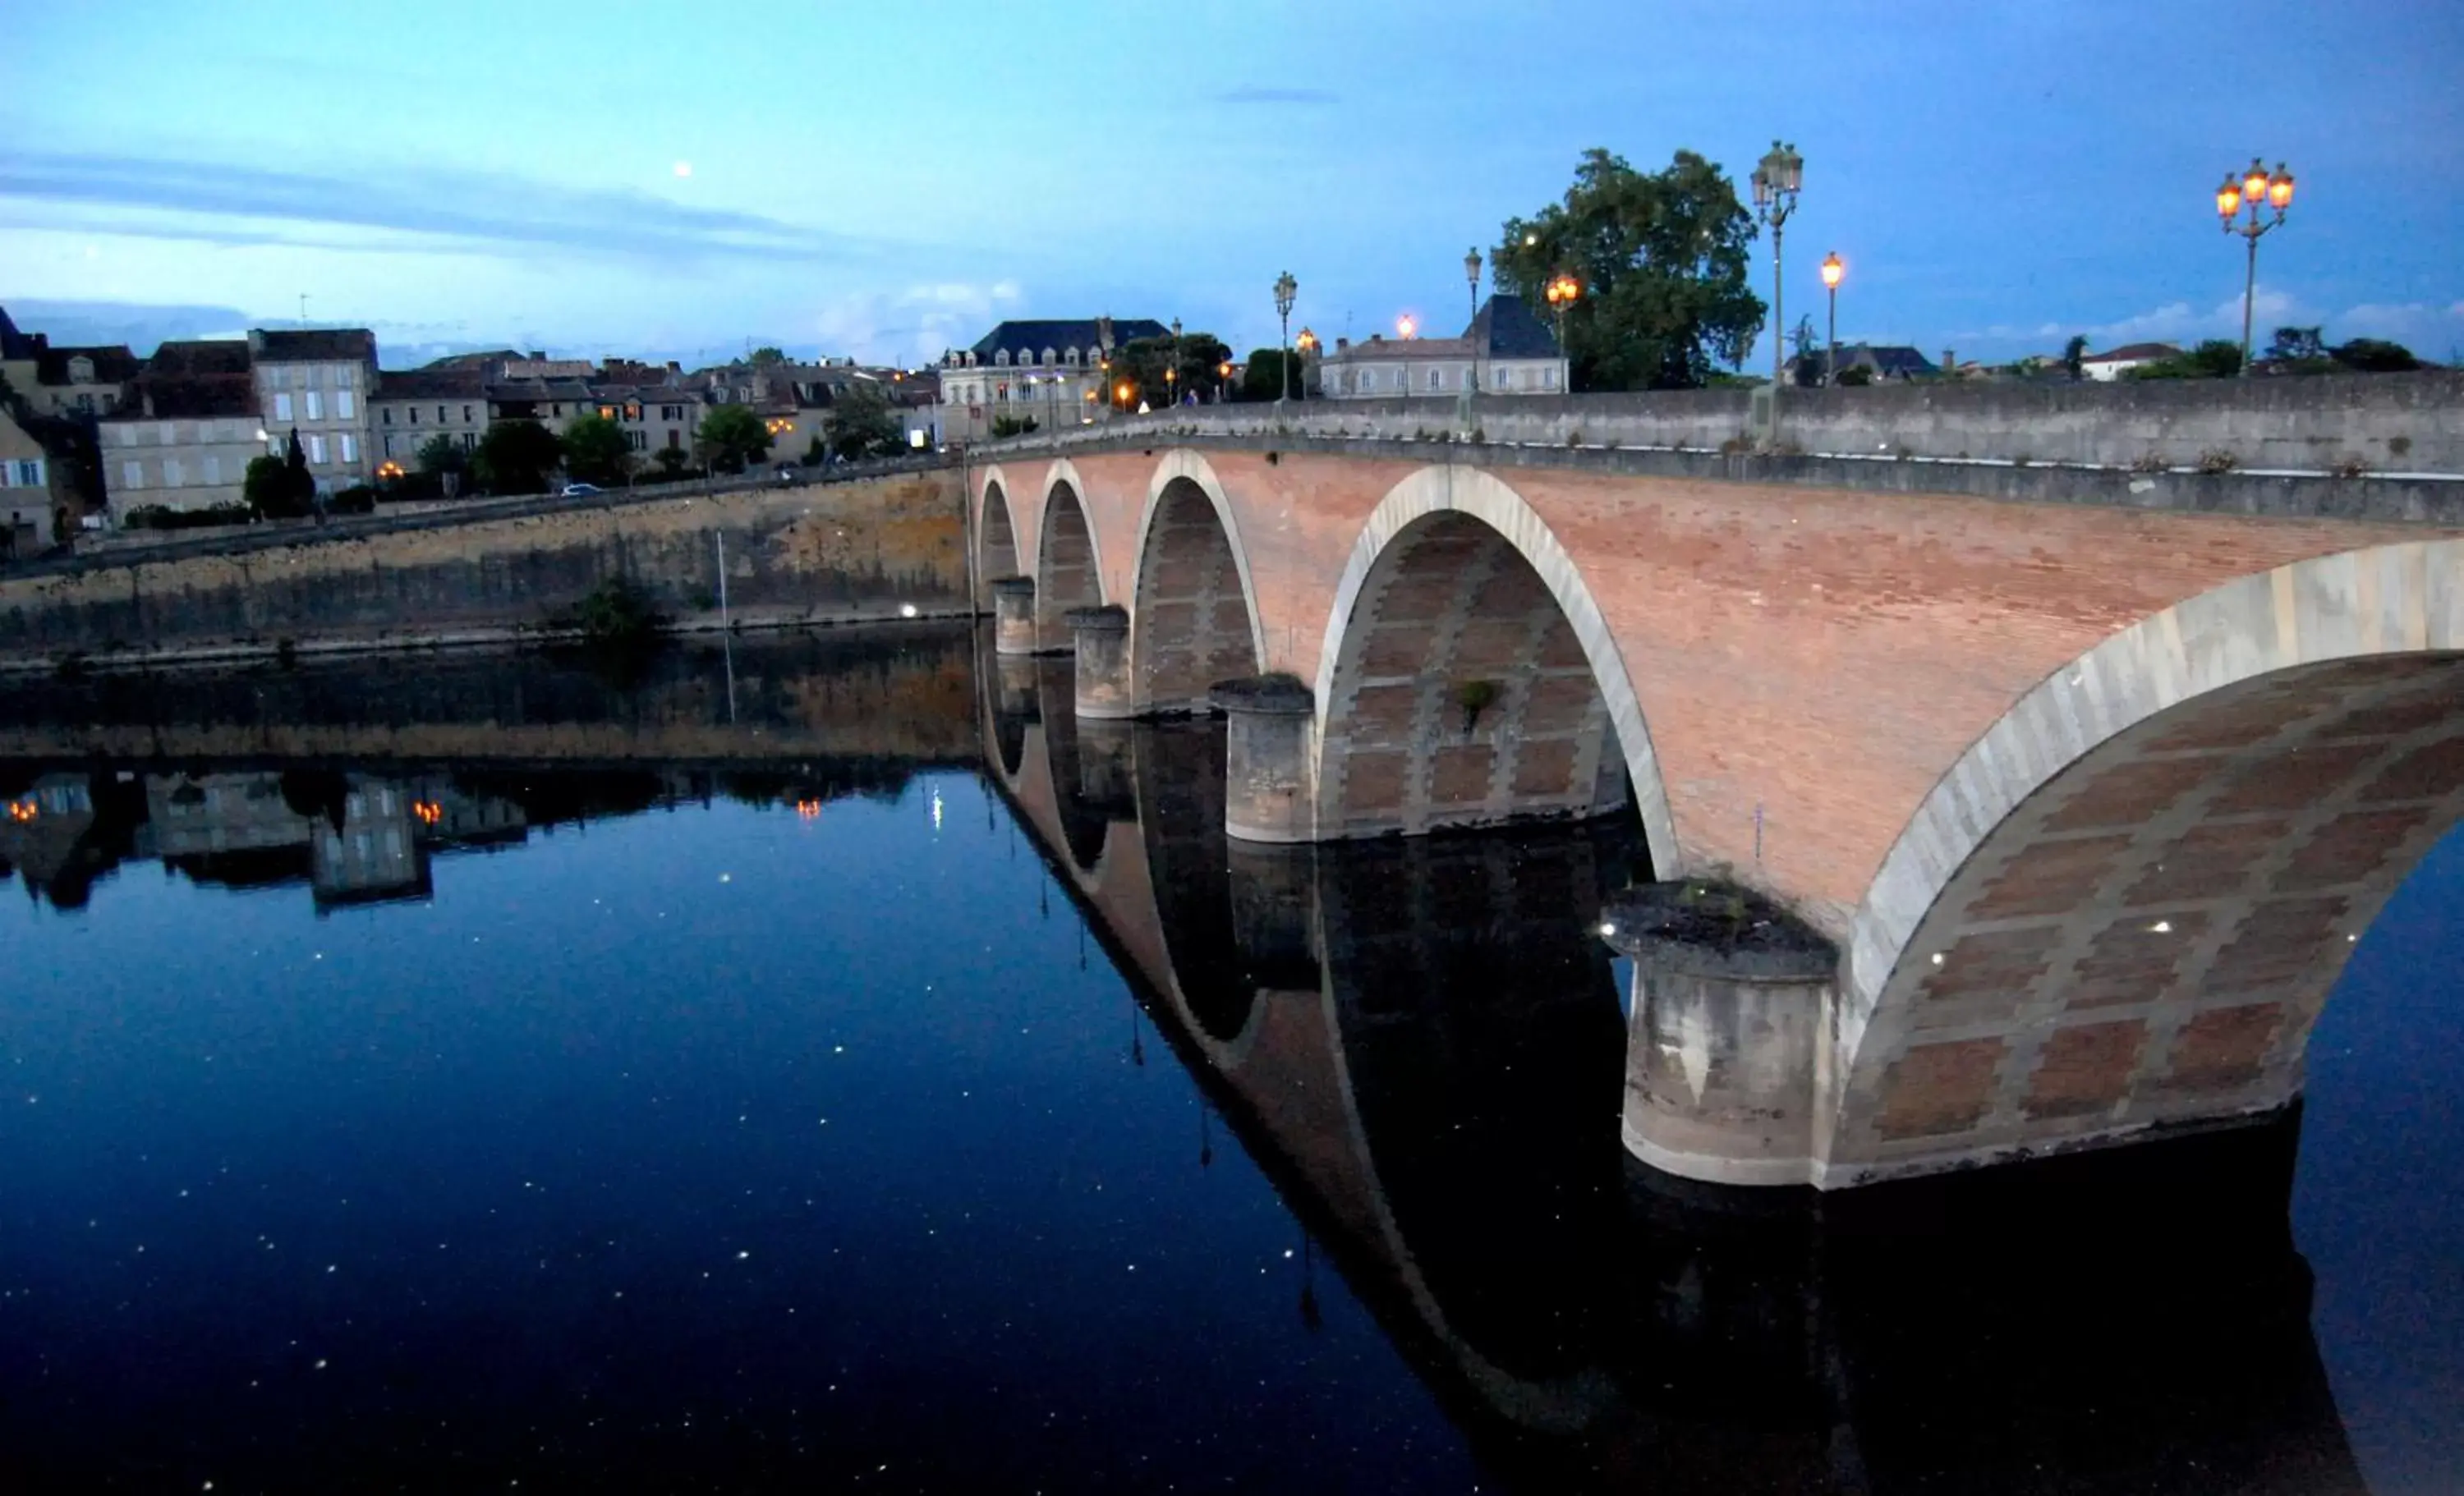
[{"left": 1, "top": 627, "right": 2457, "bottom": 1494}]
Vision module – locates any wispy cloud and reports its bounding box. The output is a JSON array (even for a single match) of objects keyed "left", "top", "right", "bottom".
[
  {"left": 1213, "top": 86, "right": 1338, "bottom": 106},
  {"left": 2, "top": 298, "right": 254, "bottom": 352},
  {"left": 804, "top": 280, "right": 1027, "bottom": 367},
  {"left": 0, "top": 149, "right": 875, "bottom": 264}
]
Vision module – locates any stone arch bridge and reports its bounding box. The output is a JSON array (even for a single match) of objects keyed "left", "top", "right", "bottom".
[{"left": 968, "top": 439, "right": 2463, "bottom": 1189}]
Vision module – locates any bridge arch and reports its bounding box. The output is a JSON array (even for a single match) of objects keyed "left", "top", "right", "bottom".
[
  {"left": 1035, "top": 460, "right": 1105, "bottom": 652},
  {"left": 1128, "top": 451, "right": 1266, "bottom": 715},
  {"left": 1310, "top": 466, "right": 1679, "bottom": 871},
  {"left": 975, "top": 466, "right": 1023, "bottom": 609},
  {"left": 1826, "top": 538, "right": 2464, "bottom": 1185}
]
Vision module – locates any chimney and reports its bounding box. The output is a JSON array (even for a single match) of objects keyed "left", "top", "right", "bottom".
[
  {"left": 141, "top": 388, "right": 156, "bottom": 418},
  {"left": 530, "top": 349, "right": 545, "bottom": 360},
  {"left": 667, "top": 360, "right": 681, "bottom": 374},
  {"left": 1335, "top": 337, "right": 1350, "bottom": 352},
  {"left": 1942, "top": 347, "right": 1955, "bottom": 377}
]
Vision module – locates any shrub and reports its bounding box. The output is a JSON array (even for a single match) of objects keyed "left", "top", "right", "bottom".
[
  {"left": 123, "top": 502, "right": 253, "bottom": 531},
  {"left": 2130, "top": 452, "right": 2170, "bottom": 473},
  {"left": 1836, "top": 365, "right": 1874, "bottom": 387},
  {"left": 563, "top": 576, "right": 669, "bottom": 645},
  {"left": 329, "top": 485, "right": 379, "bottom": 516},
  {"left": 2196, "top": 448, "right": 2240, "bottom": 475}
]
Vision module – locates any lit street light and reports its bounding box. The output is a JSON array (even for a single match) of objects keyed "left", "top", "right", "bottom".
[
  {"left": 1544, "top": 273, "right": 1581, "bottom": 386},
  {"left": 1820, "top": 251, "right": 1844, "bottom": 387},
  {"left": 1751, "top": 140, "right": 1804, "bottom": 397},
  {"left": 1273, "top": 271, "right": 1298, "bottom": 410},
  {"left": 1396, "top": 314, "right": 1418, "bottom": 340},
  {"left": 1294, "top": 328, "right": 1317, "bottom": 400},
  {"left": 2217, "top": 158, "right": 2296, "bottom": 377},
  {"left": 1464, "top": 246, "right": 1483, "bottom": 395}
]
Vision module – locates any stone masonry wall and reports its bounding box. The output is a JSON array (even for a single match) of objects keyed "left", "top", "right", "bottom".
[{"left": 0, "top": 468, "right": 967, "bottom": 668}]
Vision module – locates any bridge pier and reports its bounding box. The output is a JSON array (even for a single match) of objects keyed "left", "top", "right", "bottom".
[
  {"left": 1602, "top": 881, "right": 1840, "bottom": 1189},
  {"left": 990, "top": 576, "right": 1038, "bottom": 656},
  {"left": 1066, "top": 605, "right": 1134, "bottom": 719},
  {"left": 1075, "top": 718, "right": 1135, "bottom": 815},
  {"left": 1212, "top": 674, "right": 1317, "bottom": 843}
]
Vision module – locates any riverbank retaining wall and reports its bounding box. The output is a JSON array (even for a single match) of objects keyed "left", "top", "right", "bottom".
[{"left": 0, "top": 468, "right": 968, "bottom": 670}]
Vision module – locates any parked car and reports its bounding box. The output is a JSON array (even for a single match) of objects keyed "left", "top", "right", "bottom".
[
  {"left": 561, "top": 483, "right": 603, "bottom": 497},
  {"left": 775, "top": 465, "right": 802, "bottom": 486}
]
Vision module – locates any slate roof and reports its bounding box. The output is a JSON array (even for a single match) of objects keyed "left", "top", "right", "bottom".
[
  {"left": 1464, "top": 294, "right": 1560, "bottom": 357},
  {"left": 35, "top": 344, "right": 140, "bottom": 385},
  {"left": 2085, "top": 342, "right": 2181, "bottom": 364},
  {"left": 374, "top": 368, "right": 490, "bottom": 400},
  {"left": 1322, "top": 334, "right": 1478, "bottom": 363},
  {"left": 250, "top": 328, "right": 378, "bottom": 363},
  {"left": 145, "top": 340, "right": 255, "bottom": 379},
  {"left": 0, "top": 305, "right": 38, "bottom": 360},
  {"left": 968, "top": 319, "right": 1169, "bottom": 363}
]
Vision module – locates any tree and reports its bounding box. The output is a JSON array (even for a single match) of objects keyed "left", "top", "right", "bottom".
[
  {"left": 651, "top": 446, "right": 694, "bottom": 480},
  {"left": 562, "top": 414, "right": 635, "bottom": 487},
  {"left": 472, "top": 418, "right": 564, "bottom": 494},
  {"left": 1239, "top": 348, "right": 1304, "bottom": 403},
  {"left": 1496, "top": 147, "right": 1763, "bottom": 390},
  {"left": 2127, "top": 339, "right": 2244, "bottom": 381},
  {"left": 1102, "top": 332, "right": 1233, "bottom": 410},
  {"left": 2062, "top": 335, "right": 2089, "bottom": 382},
  {"left": 2333, "top": 337, "right": 2420, "bottom": 373},
  {"left": 2268, "top": 326, "right": 2327, "bottom": 365},
  {"left": 414, "top": 434, "right": 466, "bottom": 475},
  {"left": 697, "top": 404, "right": 774, "bottom": 473},
  {"left": 1789, "top": 316, "right": 1823, "bottom": 387},
  {"left": 749, "top": 346, "right": 788, "bottom": 368},
  {"left": 244, "top": 454, "right": 307, "bottom": 519},
  {"left": 824, "top": 380, "right": 903, "bottom": 461}
]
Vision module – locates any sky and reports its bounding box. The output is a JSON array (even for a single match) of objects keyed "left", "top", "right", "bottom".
[{"left": 5, "top": 0, "right": 2462, "bottom": 372}]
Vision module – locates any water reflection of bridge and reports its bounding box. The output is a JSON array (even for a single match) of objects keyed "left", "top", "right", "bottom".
[{"left": 977, "top": 638, "right": 2370, "bottom": 1494}]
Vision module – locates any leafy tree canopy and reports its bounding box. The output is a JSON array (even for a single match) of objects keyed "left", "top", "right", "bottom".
[
  {"left": 472, "top": 418, "right": 564, "bottom": 495},
  {"left": 1103, "top": 332, "right": 1232, "bottom": 410},
  {"left": 749, "top": 346, "right": 788, "bottom": 367},
  {"left": 697, "top": 404, "right": 774, "bottom": 473},
  {"left": 1496, "top": 147, "right": 1763, "bottom": 390},
  {"left": 825, "top": 380, "right": 904, "bottom": 461},
  {"left": 562, "top": 414, "right": 635, "bottom": 487},
  {"left": 1239, "top": 348, "right": 1304, "bottom": 403},
  {"left": 414, "top": 433, "right": 466, "bottom": 475},
  {"left": 243, "top": 454, "right": 310, "bottom": 519},
  {"left": 2333, "top": 337, "right": 2420, "bottom": 373},
  {"left": 2062, "top": 335, "right": 2089, "bottom": 381}
]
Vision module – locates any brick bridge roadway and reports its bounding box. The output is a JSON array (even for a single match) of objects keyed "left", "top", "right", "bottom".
[{"left": 967, "top": 437, "right": 2464, "bottom": 1188}]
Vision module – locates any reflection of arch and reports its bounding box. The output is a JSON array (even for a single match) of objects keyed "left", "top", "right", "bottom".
[
  {"left": 976, "top": 468, "right": 1022, "bottom": 608},
  {"left": 1129, "top": 451, "right": 1266, "bottom": 715},
  {"left": 1035, "top": 463, "right": 1104, "bottom": 651},
  {"left": 1312, "top": 466, "right": 1676, "bottom": 872},
  {"left": 1830, "top": 538, "right": 2464, "bottom": 1185},
  {"left": 1133, "top": 720, "right": 1259, "bottom": 1044},
  {"left": 1033, "top": 655, "right": 1112, "bottom": 871}
]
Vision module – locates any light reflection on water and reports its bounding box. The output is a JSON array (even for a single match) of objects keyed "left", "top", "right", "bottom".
[{"left": 0, "top": 626, "right": 2454, "bottom": 1494}]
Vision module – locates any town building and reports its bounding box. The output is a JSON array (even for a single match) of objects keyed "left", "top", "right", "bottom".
[
  {"left": 98, "top": 340, "right": 264, "bottom": 518},
  {"left": 937, "top": 317, "right": 1169, "bottom": 441},
  {"left": 371, "top": 364, "right": 492, "bottom": 466},
  {"left": 1, "top": 310, "right": 141, "bottom": 419},
  {"left": 1, "top": 404, "right": 65, "bottom": 556},
  {"left": 1784, "top": 343, "right": 1943, "bottom": 385},
  {"left": 1317, "top": 294, "right": 1567, "bottom": 399},
  {"left": 248, "top": 328, "right": 378, "bottom": 489},
  {"left": 2080, "top": 342, "right": 2183, "bottom": 381}
]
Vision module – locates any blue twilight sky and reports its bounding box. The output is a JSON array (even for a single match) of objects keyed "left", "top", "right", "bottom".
[{"left": 4, "top": 0, "right": 2462, "bottom": 371}]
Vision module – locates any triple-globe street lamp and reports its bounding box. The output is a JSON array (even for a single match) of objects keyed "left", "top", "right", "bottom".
[
  {"left": 2217, "top": 158, "right": 2296, "bottom": 377},
  {"left": 1273, "top": 270, "right": 1298, "bottom": 408},
  {"left": 1750, "top": 140, "right": 1804, "bottom": 394},
  {"left": 1544, "top": 273, "right": 1581, "bottom": 388}
]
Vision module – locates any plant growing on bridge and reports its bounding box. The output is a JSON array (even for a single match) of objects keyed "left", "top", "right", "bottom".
[
  {"left": 1496, "top": 147, "right": 1763, "bottom": 390},
  {"left": 563, "top": 575, "right": 669, "bottom": 645},
  {"left": 1455, "top": 678, "right": 1501, "bottom": 734}
]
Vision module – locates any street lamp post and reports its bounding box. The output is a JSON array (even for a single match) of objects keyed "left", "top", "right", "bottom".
[
  {"left": 1819, "top": 251, "right": 1844, "bottom": 387},
  {"left": 1168, "top": 317, "right": 1181, "bottom": 407},
  {"left": 1464, "top": 246, "right": 1483, "bottom": 394},
  {"left": 1294, "top": 328, "right": 1317, "bottom": 401},
  {"left": 1544, "top": 273, "right": 1581, "bottom": 389},
  {"left": 1273, "top": 271, "right": 1298, "bottom": 411},
  {"left": 1751, "top": 140, "right": 1804, "bottom": 399},
  {"left": 2217, "top": 158, "right": 2296, "bottom": 377}
]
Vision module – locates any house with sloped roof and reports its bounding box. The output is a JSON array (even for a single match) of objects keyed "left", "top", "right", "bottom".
[
  {"left": 98, "top": 340, "right": 266, "bottom": 518},
  {"left": 247, "top": 328, "right": 378, "bottom": 489},
  {"left": 2080, "top": 342, "right": 2182, "bottom": 381},
  {"left": 937, "top": 316, "right": 1170, "bottom": 440},
  {"left": 1319, "top": 294, "right": 1569, "bottom": 399}
]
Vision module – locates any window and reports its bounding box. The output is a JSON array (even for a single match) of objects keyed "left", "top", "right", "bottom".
[
  {"left": 552, "top": 403, "right": 563, "bottom": 417},
  {"left": 164, "top": 458, "right": 185, "bottom": 487},
  {"left": 462, "top": 404, "right": 474, "bottom": 423},
  {"left": 338, "top": 390, "right": 356, "bottom": 419},
  {"left": 202, "top": 455, "right": 221, "bottom": 485},
  {"left": 11, "top": 459, "right": 40, "bottom": 487},
  {"left": 407, "top": 406, "right": 419, "bottom": 424},
  {"left": 1544, "top": 366, "right": 1560, "bottom": 390},
  {"left": 461, "top": 432, "right": 476, "bottom": 451},
  {"left": 340, "top": 434, "right": 356, "bottom": 463},
  {"left": 382, "top": 407, "right": 393, "bottom": 424},
  {"left": 666, "top": 429, "right": 682, "bottom": 451},
  {"left": 627, "top": 430, "right": 647, "bottom": 451},
  {"left": 437, "top": 405, "right": 448, "bottom": 424},
  {"left": 117, "top": 424, "right": 137, "bottom": 447},
  {"left": 158, "top": 421, "right": 176, "bottom": 445},
  {"left": 69, "top": 356, "right": 93, "bottom": 382},
  {"left": 307, "top": 434, "right": 327, "bottom": 463},
  {"left": 334, "top": 365, "right": 354, "bottom": 388},
  {"left": 306, "top": 389, "right": 324, "bottom": 420},
  {"left": 384, "top": 434, "right": 397, "bottom": 457},
  {"left": 274, "top": 392, "right": 293, "bottom": 422},
  {"left": 123, "top": 461, "right": 143, "bottom": 490},
  {"left": 1429, "top": 367, "right": 1445, "bottom": 390}
]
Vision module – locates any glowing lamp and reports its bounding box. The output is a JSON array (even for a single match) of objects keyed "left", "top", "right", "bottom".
[
  {"left": 1820, "top": 251, "right": 1844, "bottom": 289},
  {"left": 2242, "top": 158, "right": 2270, "bottom": 206},
  {"left": 2217, "top": 177, "right": 2242, "bottom": 220},
  {"left": 2268, "top": 165, "right": 2295, "bottom": 210}
]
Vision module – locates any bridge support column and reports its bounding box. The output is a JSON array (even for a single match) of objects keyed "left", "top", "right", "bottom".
[
  {"left": 1226, "top": 842, "right": 1322, "bottom": 992},
  {"left": 1211, "top": 674, "right": 1317, "bottom": 844},
  {"left": 1076, "top": 719, "right": 1134, "bottom": 815},
  {"left": 991, "top": 576, "right": 1038, "bottom": 656},
  {"left": 1602, "top": 881, "right": 1840, "bottom": 1189},
  {"left": 994, "top": 651, "right": 1041, "bottom": 721},
  {"left": 1067, "top": 605, "right": 1134, "bottom": 720}
]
